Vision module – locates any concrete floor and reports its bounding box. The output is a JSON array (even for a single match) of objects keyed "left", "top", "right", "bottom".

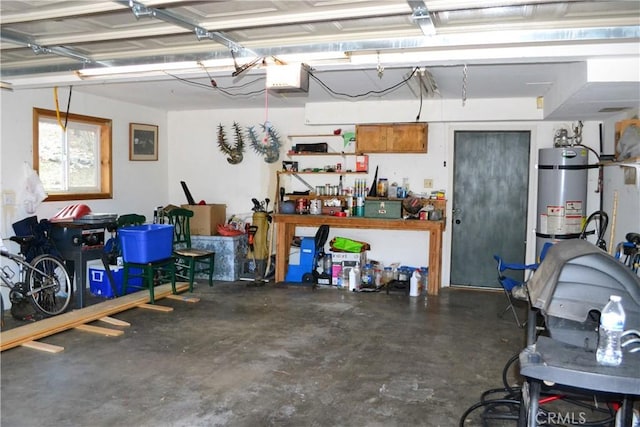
[{"left": 1, "top": 282, "right": 527, "bottom": 426}]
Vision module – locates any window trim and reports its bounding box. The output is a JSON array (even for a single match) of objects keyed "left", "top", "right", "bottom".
[{"left": 33, "top": 107, "right": 113, "bottom": 201}]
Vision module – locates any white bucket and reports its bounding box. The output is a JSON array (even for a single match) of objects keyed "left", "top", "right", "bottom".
[{"left": 309, "top": 199, "right": 322, "bottom": 215}]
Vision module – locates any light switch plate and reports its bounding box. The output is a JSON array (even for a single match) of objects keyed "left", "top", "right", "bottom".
[{"left": 2, "top": 191, "right": 16, "bottom": 206}]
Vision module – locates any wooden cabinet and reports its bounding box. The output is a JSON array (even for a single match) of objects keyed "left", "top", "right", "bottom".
[{"left": 356, "top": 123, "right": 428, "bottom": 153}]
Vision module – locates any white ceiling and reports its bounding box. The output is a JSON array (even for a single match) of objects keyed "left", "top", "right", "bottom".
[{"left": 1, "top": 0, "right": 639, "bottom": 119}]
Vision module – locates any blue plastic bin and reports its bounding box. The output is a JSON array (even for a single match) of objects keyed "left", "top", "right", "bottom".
[{"left": 119, "top": 224, "right": 174, "bottom": 263}]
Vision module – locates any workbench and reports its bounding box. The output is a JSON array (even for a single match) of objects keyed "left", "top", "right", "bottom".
[{"left": 273, "top": 214, "right": 445, "bottom": 295}]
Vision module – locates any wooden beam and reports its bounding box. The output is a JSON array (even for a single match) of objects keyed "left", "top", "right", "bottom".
[
  {"left": 20, "top": 341, "right": 64, "bottom": 353},
  {"left": 165, "top": 294, "right": 200, "bottom": 303},
  {"left": 0, "top": 283, "right": 189, "bottom": 352},
  {"left": 137, "top": 303, "right": 173, "bottom": 312},
  {"left": 74, "top": 324, "right": 124, "bottom": 337},
  {"left": 98, "top": 316, "right": 130, "bottom": 327}
]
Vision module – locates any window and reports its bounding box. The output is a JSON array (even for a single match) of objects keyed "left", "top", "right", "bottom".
[{"left": 33, "top": 108, "right": 112, "bottom": 201}]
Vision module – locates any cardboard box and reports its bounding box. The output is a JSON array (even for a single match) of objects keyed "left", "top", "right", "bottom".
[
  {"left": 181, "top": 204, "right": 227, "bottom": 236},
  {"left": 364, "top": 199, "right": 402, "bottom": 219},
  {"left": 331, "top": 263, "right": 342, "bottom": 286},
  {"left": 356, "top": 155, "right": 369, "bottom": 172},
  {"left": 330, "top": 250, "right": 367, "bottom": 266},
  {"left": 322, "top": 206, "right": 342, "bottom": 216}
]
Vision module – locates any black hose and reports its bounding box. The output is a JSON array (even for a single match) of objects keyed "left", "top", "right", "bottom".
[
  {"left": 458, "top": 398, "right": 520, "bottom": 427},
  {"left": 502, "top": 352, "right": 522, "bottom": 396},
  {"left": 459, "top": 350, "right": 624, "bottom": 427}
]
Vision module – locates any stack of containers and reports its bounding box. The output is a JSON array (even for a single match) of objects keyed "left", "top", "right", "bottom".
[{"left": 331, "top": 250, "right": 367, "bottom": 288}]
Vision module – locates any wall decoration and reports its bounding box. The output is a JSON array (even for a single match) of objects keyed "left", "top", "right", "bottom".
[
  {"left": 129, "top": 123, "right": 158, "bottom": 161},
  {"left": 217, "top": 122, "right": 245, "bottom": 164},
  {"left": 247, "top": 122, "right": 281, "bottom": 163}
]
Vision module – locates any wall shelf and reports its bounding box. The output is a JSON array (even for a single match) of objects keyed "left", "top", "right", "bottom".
[
  {"left": 287, "top": 152, "right": 359, "bottom": 156},
  {"left": 287, "top": 134, "right": 342, "bottom": 138},
  {"left": 278, "top": 171, "right": 367, "bottom": 175}
]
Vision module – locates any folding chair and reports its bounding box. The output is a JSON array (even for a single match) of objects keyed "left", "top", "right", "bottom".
[{"left": 493, "top": 255, "right": 538, "bottom": 328}]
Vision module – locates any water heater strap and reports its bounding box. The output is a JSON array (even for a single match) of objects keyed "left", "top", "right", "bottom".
[
  {"left": 535, "top": 232, "right": 583, "bottom": 239},
  {"left": 538, "top": 164, "right": 599, "bottom": 170}
]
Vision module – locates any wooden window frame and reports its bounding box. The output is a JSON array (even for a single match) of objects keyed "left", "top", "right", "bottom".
[{"left": 33, "top": 108, "right": 113, "bottom": 201}]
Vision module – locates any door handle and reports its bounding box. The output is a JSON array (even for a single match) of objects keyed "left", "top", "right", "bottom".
[{"left": 452, "top": 208, "right": 461, "bottom": 224}]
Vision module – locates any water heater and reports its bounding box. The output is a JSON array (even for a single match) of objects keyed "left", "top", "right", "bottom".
[{"left": 535, "top": 146, "right": 589, "bottom": 258}]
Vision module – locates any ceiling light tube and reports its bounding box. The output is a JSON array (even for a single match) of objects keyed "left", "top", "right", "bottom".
[
  {"left": 197, "top": 58, "right": 237, "bottom": 68},
  {"left": 275, "top": 51, "right": 350, "bottom": 64},
  {"left": 350, "top": 51, "right": 430, "bottom": 65},
  {"left": 76, "top": 61, "right": 200, "bottom": 77}
]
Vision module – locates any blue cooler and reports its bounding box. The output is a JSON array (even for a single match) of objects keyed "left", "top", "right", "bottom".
[{"left": 87, "top": 260, "right": 143, "bottom": 298}]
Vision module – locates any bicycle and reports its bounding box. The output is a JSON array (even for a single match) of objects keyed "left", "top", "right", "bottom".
[
  {"left": 615, "top": 232, "right": 640, "bottom": 274},
  {"left": 1, "top": 235, "right": 72, "bottom": 327}
]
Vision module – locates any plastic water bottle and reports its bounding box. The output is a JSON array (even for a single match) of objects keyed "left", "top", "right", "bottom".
[
  {"left": 361, "top": 263, "right": 373, "bottom": 288},
  {"left": 349, "top": 266, "right": 360, "bottom": 292},
  {"left": 409, "top": 269, "right": 420, "bottom": 297},
  {"left": 596, "top": 295, "right": 625, "bottom": 367}
]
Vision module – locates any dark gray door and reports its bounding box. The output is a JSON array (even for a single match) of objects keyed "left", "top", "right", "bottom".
[{"left": 450, "top": 131, "right": 530, "bottom": 288}]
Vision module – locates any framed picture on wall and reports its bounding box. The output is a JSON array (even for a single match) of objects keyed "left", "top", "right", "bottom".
[{"left": 129, "top": 123, "right": 158, "bottom": 161}]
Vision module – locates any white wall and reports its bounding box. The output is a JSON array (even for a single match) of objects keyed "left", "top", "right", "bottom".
[
  {"left": 2, "top": 88, "right": 637, "bottom": 303},
  {"left": 0, "top": 87, "right": 170, "bottom": 237},
  {"left": 0, "top": 88, "right": 169, "bottom": 305},
  {"left": 165, "top": 103, "right": 608, "bottom": 287}
]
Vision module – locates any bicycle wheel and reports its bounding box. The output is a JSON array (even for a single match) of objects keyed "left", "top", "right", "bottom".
[{"left": 27, "top": 254, "right": 72, "bottom": 316}]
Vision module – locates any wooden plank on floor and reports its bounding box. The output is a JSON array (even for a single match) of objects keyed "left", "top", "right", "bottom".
[
  {"left": 98, "top": 316, "right": 130, "bottom": 327},
  {"left": 74, "top": 324, "right": 124, "bottom": 337},
  {"left": 165, "top": 294, "right": 200, "bottom": 303},
  {"left": 137, "top": 303, "right": 173, "bottom": 312},
  {"left": 20, "top": 340, "right": 65, "bottom": 353},
  {"left": 0, "top": 282, "right": 189, "bottom": 352}
]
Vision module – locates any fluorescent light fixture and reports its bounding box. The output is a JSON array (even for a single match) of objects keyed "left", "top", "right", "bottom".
[
  {"left": 197, "top": 58, "right": 238, "bottom": 68},
  {"left": 274, "top": 51, "right": 349, "bottom": 64},
  {"left": 76, "top": 61, "right": 201, "bottom": 77},
  {"left": 0, "top": 81, "right": 13, "bottom": 91},
  {"left": 350, "top": 51, "right": 430, "bottom": 65}
]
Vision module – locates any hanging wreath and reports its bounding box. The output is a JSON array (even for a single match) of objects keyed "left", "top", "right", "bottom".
[
  {"left": 247, "top": 121, "right": 281, "bottom": 163},
  {"left": 217, "top": 122, "right": 245, "bottom": 164}
]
